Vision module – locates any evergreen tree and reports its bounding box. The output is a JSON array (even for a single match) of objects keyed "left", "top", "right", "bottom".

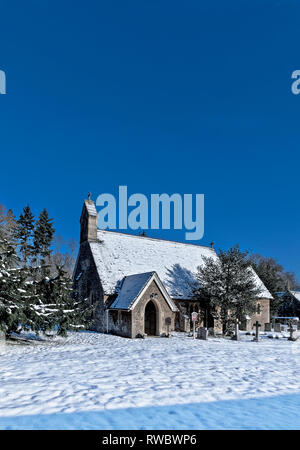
[
  {"left": 0, "top": 234, "right": 27, "bottom": 337},
  {"left": 194, "top": 245, "right": 261, "bottom": 334},
  {"left": 33, "top": 209, "right": 55, "bottom": 270},
  {"left": 0, "top": 203, "right": 91, "bottom": 339},
  {"left": 248, "top": 254, "right": 300, "bottom": 315},
  {"left": 0, "top": 204, "right": 6, "bottom": 233},
  {"left": 5, "top": 209, "right": 18, "bottom": 243},
  {"left": 0, "top": 205, "right": 18, "bottom": 243},
  {"left": 16, "top": 205, "right": 35, "bottom": 266},
  {"left": 40, "top": 265, "right": 92, "bottom": 337}
]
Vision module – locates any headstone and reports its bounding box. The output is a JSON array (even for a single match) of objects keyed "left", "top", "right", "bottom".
[
  {"left": 232, "top": 319, "right": 240, "bottom": 341},
  {"left": 191, "top": 312, "right": 198, "bottom": 340},
  {"left": 0, "top": 331, "right": 5, "bottom": 350},
  {"left": 165, "top": 317, "right": 171, "bottom": 336},
  {"left": 184, "top": 315, "right": 190, "bottom": 333},
  {"left": 274, "top": 323, "right": 281, "bottom": 332},
  {"left": 197, "top": 327, "right": 208, "bottom": 340},
  {"left": 208, "top": 327, "right": 215, "bottom": 337},
  {"left": 264, "top": 323, "right": 272, "bottom": 332}
]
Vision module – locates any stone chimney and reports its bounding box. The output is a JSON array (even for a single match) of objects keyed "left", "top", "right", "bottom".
[{"left": 80, "top": 195, "right": 98, "bottom": 244}]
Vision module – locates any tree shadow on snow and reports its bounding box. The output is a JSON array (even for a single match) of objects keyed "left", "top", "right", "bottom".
[{"left": 1, "top": 393, "right": 300, "bottom": 430}]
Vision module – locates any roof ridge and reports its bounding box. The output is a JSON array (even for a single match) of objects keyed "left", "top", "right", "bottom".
[
  {"left": 124, "top": 271, "right": 155, "bottom": 279},
  {"left": 97, "top": 228, "right": 215, "bottom": 252}
]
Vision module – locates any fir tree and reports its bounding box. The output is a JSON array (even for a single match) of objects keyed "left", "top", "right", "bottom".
[
  {"left": 33, "top": 209, "right": 55, "bottom": 270},
  {"left": 1, "top": 204, "right": 91, "bottom": 339},
  {"left": 16, "top": 205, "right": 35, "bottom": 266},
  {"left": 41, "top": 265, "right": 92, "bottom": 337},
  {"left": 5, "top": 209, "right": 18, "bottom": 243},
  {"left": 0, "top": 234, "right": 27, "bottom": 337},
  {"left": 194, "top": 245, "right": 261, "bottom": 334}
]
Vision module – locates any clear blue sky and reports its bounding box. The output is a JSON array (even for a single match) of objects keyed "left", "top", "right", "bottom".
[{"left": 0, "top": 1, "right": 299, "bottom": 280}]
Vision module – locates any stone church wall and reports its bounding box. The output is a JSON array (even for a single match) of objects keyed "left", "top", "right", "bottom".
[
  {"left": 107, "top": 310, "right": 132, "bottom": 338},
  {"left": 248, "top": 298, "right": 270, "bottom": 331},
  {"left": 73, "top": 241, "right": 106, "bottom": 332},
  {"left": 131, "top": 280, "right": 175, "bottom": 338}
]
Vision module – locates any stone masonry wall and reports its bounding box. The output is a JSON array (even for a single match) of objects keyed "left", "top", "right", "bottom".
[
  {"left": 131, "top": 279, "right": 175, "bottom": 338},
  {"left": 248, "top": 298, "right": 270, "bottom": 331},
  {"left": 73, "top": 241, "right": 105, "bottom": 332},
  {"left": 107, "top": 310, "right": 132, "bottom": 338}
]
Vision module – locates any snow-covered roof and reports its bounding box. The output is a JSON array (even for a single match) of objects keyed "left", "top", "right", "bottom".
[
  {"left": 275, "top": 290, "right": 300, "bottom": 302},
  {"left": 90, "top": 230, "right": 218, "bottom": 298},
  {"left": 111, "top": 272, "right": 154, "bottom": 309},
  {"left": 249, "top": 267, "right": 273, "bottom": 299},
  {"left": 89, "top": 230, "right": 272, "bottom": 299},
  {"left": 291, "top": 291, "right": 300, "bottom": 302},
  {"left": 110, "top": 271, "right": 178, "bottom": 311}
]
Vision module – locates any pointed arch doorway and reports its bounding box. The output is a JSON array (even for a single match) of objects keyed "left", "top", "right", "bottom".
[{"left": 145, "top": 300, "right": 157, "bottom": 336}]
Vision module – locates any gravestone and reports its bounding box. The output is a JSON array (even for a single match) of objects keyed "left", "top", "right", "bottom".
[
  {"left": 264, "top": 323, "right": 272, "bottom": 332},
  {"left": 288, "top": 323, "right": 298, "bottom": 341},
  {"left": 232, "top": 319, "right": 240, "bottom": 340},
  {"left": 191, "top": 312, "right": 198, "bottom": 339},
  {"left": 184, "top": 315, "right": 190, "bottom": 333},
  {"left": 274, "top": 323, "right": 281, "bottom": 332},
  {"left": 0, "top": 330, "right": 5, "bottom": 348},
  {"left": 165, "top": 317, "right": 171, "bottom": 337},
  {"left": 197, "top": 327, "right": 208, "bottom": 340}
]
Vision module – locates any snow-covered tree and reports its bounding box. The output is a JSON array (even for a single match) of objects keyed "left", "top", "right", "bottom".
[
  {"left": 0, "top": 204, "right": 92, "bottom": 339},
  {"left": 16, "top": 205, "right": 35, "bottom": 266},
  {"left": 36, "top": 265, "right": 92, "bottom": 336},
  {"left": 194, "top": 245, "right": 261, "bottom": 334},
  {"left": 0, "top": 234, "right": 28, "bottom": 337},
  {"left": 34, "top": 208, "right": 55, "bottom": 260}
]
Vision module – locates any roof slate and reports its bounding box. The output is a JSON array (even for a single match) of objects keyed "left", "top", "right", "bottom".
[
  {"left": 89, "top": 229, "right": 273, "bottom": 300},
  {"left": 110, "top": 272, "right": 154, "bottom": 310}
]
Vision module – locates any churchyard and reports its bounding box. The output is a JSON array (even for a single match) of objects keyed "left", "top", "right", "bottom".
[{"left": 0, "top": 330, "right": 299, "bottom": 430}]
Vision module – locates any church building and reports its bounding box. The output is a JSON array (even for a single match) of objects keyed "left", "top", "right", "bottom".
[{"left": 73, "top": 197, "right": 272, "bottom": 338}]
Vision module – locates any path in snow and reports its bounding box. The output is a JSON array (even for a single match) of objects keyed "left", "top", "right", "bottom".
[{"left": 0, "top": 332, "right": 300, "bottom": 429}]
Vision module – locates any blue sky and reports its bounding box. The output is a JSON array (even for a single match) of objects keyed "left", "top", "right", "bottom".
[{"left": 0, "top": 0, "right": 299, "bottom": 279}]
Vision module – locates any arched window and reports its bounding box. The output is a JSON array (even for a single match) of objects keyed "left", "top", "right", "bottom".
[{"left": 256, "top": 303, "right": 261, "bottom": 315}]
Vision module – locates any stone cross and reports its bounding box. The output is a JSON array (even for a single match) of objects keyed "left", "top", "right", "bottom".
[
  {"left": 288, "top": 320, "right": 297, "bottom": 341},
  {"left": 253, "top": 320, "right": 261, "bottom": 341}
]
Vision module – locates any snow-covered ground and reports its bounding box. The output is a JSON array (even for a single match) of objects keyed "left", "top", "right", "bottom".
[{"left": 0, "top": 332, "right": 300, "bottom": 430}]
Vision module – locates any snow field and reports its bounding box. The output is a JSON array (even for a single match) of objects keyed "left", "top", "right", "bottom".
[{"left": 0, "top": 331, "right": 300, "bottom": 429}]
